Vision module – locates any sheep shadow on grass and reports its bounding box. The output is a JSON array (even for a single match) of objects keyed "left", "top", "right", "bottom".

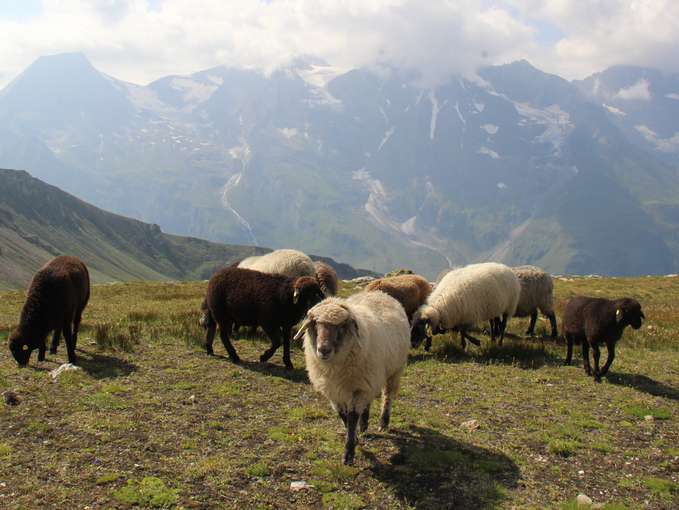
[
  {"left": 409, "top": 335, "right": 564, "bottom": 370},
  {"left": 605, "top": 372, "right": 679, "bottom": 402},
  {"left": 75, "top": 349, "right": 137, "bottom": 379},
  {"left": 238, "top": 359, "right": 309, "bottom": 384},
  {"left": 364, "top": 425, "right": 519, "bottom": 509}
]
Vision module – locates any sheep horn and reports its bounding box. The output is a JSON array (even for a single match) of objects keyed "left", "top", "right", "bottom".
[{"left": 294, "top": 319, "right": 312, "bottom": 341}]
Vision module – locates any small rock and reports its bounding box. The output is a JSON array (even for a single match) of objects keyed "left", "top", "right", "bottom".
[
  {"left": 189, "top": 395, "right": 196, "bottom": 403},
  {"left": 50, "top": 363, "right": 81, "bottom": 380},
  {"left": 576, "top": 493, "right": 593, "bottom": 506},
  {"left": 644, "top": 415, "right": 654, "bottom": 421},
  {"left": 460, "top": 419, "right": 479, "bottom": 432},
  {"left": 290, "top": 481, "right": 314, "bottom": 491},
  {"left": 578, "top": 470, "right": 585, "bottom": 475},
  {"left": 2, "top": 391, "right": 20, "bottom": 406}
]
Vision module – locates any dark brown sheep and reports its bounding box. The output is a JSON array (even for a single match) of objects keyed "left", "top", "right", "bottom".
[
  {"left": 203, "top": 267, "right": 325, "bottom": 369},
  {"left": 314, "top": 261, "right": 339, "bottom": 297},
  {"left": 563, "top": 296, "right": 645, "bottom": 381},
  {"left": 9, "top": 256, "right": 90, "bottom": 367},
  {"left": 366, "top": 274, "right": 432, "bottom": 322}
]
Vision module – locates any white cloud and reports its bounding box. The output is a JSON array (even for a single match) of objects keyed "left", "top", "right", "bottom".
[
  {"left": 0, "top": 0, "right": 678, "bottom": 88},
  {"left": 615, "top": 79, "right": 651, "bottom": 101},
  {"left": 603, "top": 104, "right": 626, "bottom": 116},
  {"left": 667, "top": 93, "right": 679, "bottom": 100}
]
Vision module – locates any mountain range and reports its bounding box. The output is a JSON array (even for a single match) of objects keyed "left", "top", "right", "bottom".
[
  {"left": 1, "top": 53, "right": 678, "bottom": 277},
  {"left": 0, "top": 168, "right": 372, "bottom": 290}
]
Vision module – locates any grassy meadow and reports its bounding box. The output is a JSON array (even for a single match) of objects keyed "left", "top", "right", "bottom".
[{"left": 1, "top": 276, "right": 678, "bottom": 509}]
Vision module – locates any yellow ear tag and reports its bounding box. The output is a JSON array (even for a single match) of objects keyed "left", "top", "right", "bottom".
[
  {"left": 293, "top": 289, "right": 300, "bottom": 304},
  {"left": 615, "top": 309, "right": 623, "bottom": 322},
  {"left": 425, "top": 324, "right": 433, "bottom": 336}
]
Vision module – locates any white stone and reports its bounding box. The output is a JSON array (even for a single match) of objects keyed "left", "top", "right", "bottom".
[
  {"left": 50, "top": 363, "right": 81, "bottom": 380},
  {"left": 577, "top": 493, "right": 593, "bottom": 506}
]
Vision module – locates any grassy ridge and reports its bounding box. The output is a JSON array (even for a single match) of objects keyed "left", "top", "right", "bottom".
[{"left": 0, "top": 277, "right": 678, "bottom": 509}]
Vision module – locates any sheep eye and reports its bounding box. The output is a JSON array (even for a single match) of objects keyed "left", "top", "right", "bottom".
[{"left": 22, "top": 345, "right": 29, "bottom": 351}]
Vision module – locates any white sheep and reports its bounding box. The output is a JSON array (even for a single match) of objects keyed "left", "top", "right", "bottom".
[
  {"left": 411, "top": 262, "right": 520, "bottom": 350},
  {"left": 238, "top": 249, "right": 315, "bottom": 278},
  {"left": 512, "top": 265, "right": 557, "bottom": 338},
  {"left": 294, "top": 291, "right": 410, "bottom": 465}
]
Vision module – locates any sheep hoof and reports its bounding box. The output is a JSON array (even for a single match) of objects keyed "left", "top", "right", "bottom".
[
  {"left": 343, "top": 453, "right": 355, "bottom": 465},
  {"left": 284, "top": 362, "right": 294, "bottom": 371},
  {"left": 229, "top": 356, "right": 241, "bottom": 364}
]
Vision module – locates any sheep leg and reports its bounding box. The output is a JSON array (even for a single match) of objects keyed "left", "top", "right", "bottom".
[
  {"left": 565, "top": 333, "right": 574, "bottom": 365},
  {"left": 50, "top": 330, "right": 60, "bottom": 355},
  {"left": 38, "top": 336, "right": 47, "bottom": 362},
  {"left": 359, "top": 406, "right": 370, "bottom": 433},
  {"left": 581, "top": 341, "right": 592, "bottom": 376},
  {"left": 592, "top": 344, "right": 602, "bottom": 382},
  {"left": 379, "top": 373, "right": 401, "bottom": 431},
  {"left": 489, "top": 319, "right": 497, "bottom": 343},
  {"left": 498, "top": 313, "right": 508, "bottom": 345},
  {"left": 63, "top": 323, "right": 77, "bottom": 364},
  {"left": 337, "top": 409, "right": 347, "bottom": 426},
  {"left": 218, "top": 326, "right": 240, "bottom": 364},
  {"left": 526, "top": 311, "right": 538, "bottom": 336},
  {"left": 547, "top": 312, "right": 558, "bottom": 339},
  {"left": 260, "top": 327, "right": 283, "bottom": 365},
  {"left": 343, "top": 410, "right": 360, "bottom": 465},
  {"left": 281, "top": 326, "right": 293, "bottom": 370},
  {"left": 205, "top": 321, "right": 217, "bottom": 355},
  {"left": 600, "top": 342, "right": 615, "bottom": 376},
  {"left": 463, "top": 331, "right": 482, "bottom": 347},
  {"left": 72, "top": 311, "right": 83, "bottom": 348}
]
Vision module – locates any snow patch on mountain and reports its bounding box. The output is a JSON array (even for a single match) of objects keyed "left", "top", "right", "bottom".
[
  {"left": 666, "top": 93, "right": 679, "bottom": 100},
  {"left": 635, "top": 124, "right": 679, "bottom": 153},
  {"left": 615, "top": 79, "right": 651, "bottom": 101},
  {"left": 429, "top": 91, "right": 440, "bottom": 140},
  {"left": 453, "top": 101, "right": 466, "bottom": 126},
  {"left": 378, "top": 127, "right": 395, "bottom": 152},
  {"left": 278, "top": 127, "right": 298, "bottom": 139},
  {"left": 170, "top": 78, "right": 219, "bottom": 104},
  {"left": 603, "top": 104, "right": 626, "bottom": 116},
  {"left": 473, "top": 101, "right": 485, "bottom": 113},
  {"left": 352, "top": 169, "right": 452, "bottom": 267},
  {"left": 515, "top": 103, "right": 573, "bottom": 154},
  {"left": 478, "top": 146, "right": 500, "bottom": 159},
  {"left": 481, "top": 124, "right": 499, "bottom": 134}
]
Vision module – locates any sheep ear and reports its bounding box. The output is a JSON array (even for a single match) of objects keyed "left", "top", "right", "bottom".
[
  {"left": 293, "top": 288, "right": 300, "bottom": 304},
  {"left": 615, "top": 309, "right": 623, "bottom": 323}
]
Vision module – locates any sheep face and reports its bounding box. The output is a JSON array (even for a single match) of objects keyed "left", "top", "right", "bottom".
[
  {"left": 292, "top": 277, "right": 325, "bottom": 309},
  {"left": 410, "top": 318, "right": 432, "bottom": 348},
  {"left": 8, "top": 331, "right": 33, "bottom": 367},
  {"left": 296, "top": 303, "right": 358, "bottom": 361},
  {"left": 616, "top": 299, "right": 645, "bottom": 330}
]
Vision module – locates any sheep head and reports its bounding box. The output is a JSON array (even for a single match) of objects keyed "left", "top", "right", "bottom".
[
  {"left": 8, "top": 329, "right": 33, "bottom": 367},
  {"left": 615, "top": 298, "right": 645, "bottom": 330},
  {"left": 291, "top": 277, "right": 325, "bottom": 308},
  {"left": 411, "top": 306, "right": 440, "bottom": 350},
  {"left": 294, "top": 301, "right": 358, "bottom": 362}
]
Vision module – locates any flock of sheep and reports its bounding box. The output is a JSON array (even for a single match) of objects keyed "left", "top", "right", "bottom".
[{"left": 7, "top": 250, "right": 645, "bottom": 465}]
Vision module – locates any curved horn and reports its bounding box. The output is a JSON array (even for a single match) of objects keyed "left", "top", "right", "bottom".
[{"left": 294, "top": 318, "right": 313, "bottom": 341}]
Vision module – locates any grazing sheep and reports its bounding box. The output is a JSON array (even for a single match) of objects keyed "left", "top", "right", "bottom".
[
  {"left": 314, "top": 261, "right": 339, "bottom": 296},
  {"left": 294, "top": 291, "right": 410, "bottom": 465},
  {"left": 411, "top": 262, "right": 520, "bottom": 350},
  {"left": 563, "top": 296, "right": 645, "bottom": 381},
  {"left": 366, "top": 274, "right": 432, "bottom": 322},
  {"left": 511, "top": 265, "right": 558, "bottom": 338},
  {"left": 202, "top": 267, "right": 324, "bottom": 369},
  {"left": 238, "top": 249, "right": 315, "bottom": 278},
  {"left": 9, "top": 256, "right": 90, "bottom": 366}
]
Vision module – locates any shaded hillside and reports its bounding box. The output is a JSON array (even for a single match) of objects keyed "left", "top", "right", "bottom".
[{"left": 0, "top": 169, "right": 373, "bottom": 289}]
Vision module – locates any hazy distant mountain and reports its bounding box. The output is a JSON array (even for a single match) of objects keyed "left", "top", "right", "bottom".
[
  {"left": 1, "top": 53, "right": 678, "bottom": 277},
  {"left": 0, "top": 169, "right": 372, "bottom": 290}
]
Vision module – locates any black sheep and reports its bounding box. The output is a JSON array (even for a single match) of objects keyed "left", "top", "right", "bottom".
[
  {"left": 9, "top": 256, "right": 90, "bottom": 367},
  {"left": 563, "top": 296, "right": 645, "bottom": 381},
  {"left": 203, "top": 267, "right": 325, "bottom": 369}
]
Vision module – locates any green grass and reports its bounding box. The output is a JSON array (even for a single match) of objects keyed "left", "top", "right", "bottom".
[{"left": 1, "top": 277, "right": 678, "bottom": 508}]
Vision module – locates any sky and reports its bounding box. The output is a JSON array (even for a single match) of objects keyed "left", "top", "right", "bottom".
[{"left": 0, "top": 0, "right": 677, "bottom": 88}]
